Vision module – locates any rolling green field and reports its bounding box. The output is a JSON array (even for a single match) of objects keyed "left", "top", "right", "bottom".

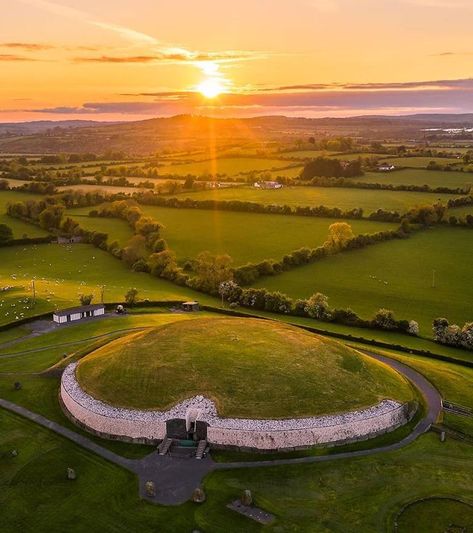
[
  {"left": 76, "top": 317, "right": 412, "bottom": 416},
  {"left": 157, "top": 157, "right": 294, "bottom": 176},
  {"left": 378, "top": 156, "right": 462, "bottom": 168},
  {"left": 0, "top": 243, "right": 211, "bottom": 325},
  {"left": 0, "top": 190, "right": 49, "bottom": 238},
  {"left": 66, "top": 214, "right": 133, "bottom": 245},
  {"left": 137, "top": 206, "right": 397, "bottom": 264},
  {"left": 174, "top": 185, "right": 455, "bottom": 213},
  {"left": 253, "top": 226, "right": 473, "bottom": 334},
  {"left": 362, "top": 168, "right": 473, "bottom": 189}
]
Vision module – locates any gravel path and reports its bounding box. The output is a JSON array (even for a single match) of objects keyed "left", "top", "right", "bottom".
[{"left": 0, "top": 349, "right": 443, "bottom": 505}]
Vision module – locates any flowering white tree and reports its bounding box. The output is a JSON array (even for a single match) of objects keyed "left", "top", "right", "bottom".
[
  {"left": 304, "top": 292, "right": 331, "bottom": 320},
  {"left": 408, "top": 320, "right": 419, "bottom": 336}
]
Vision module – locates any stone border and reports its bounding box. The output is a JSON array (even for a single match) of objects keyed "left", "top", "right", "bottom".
[{"left": 61, "top": 362, "right": 412, "bottom": 450}]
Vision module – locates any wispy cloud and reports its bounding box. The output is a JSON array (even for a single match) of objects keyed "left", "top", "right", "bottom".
[
  {"left": 0, "top": 42, "right": 54, "bottom": 51},
  {"left": 400, "top": 0, "right": 472, "bottom": 8},
  {"left": 0, "top": 54, "right": 39, "bottom": 62}
]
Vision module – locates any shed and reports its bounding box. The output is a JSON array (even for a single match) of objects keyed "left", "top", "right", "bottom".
[
  {"left": 182, "top": 301, "right": 200, "bottom": 312},
  {"left": 53, "top": 304, "right": 105, "bottom": 324}
]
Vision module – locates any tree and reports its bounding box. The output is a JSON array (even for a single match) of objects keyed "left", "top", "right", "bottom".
[
  {"left": 192, "top": 251, "right": 233, "bottom": 294},
  {"left": 38, "top": 205, "right": 64, "bottom": 230},
  {"left": 373, "top": 308, "right": 397, "bottom": 330},
  {"left": 79, "top": 294, "right": 93, "bottom": 306},
  {"left": 0, "top": 224, "right": 13, "bottom": 245},
  {"left": 218, "top": 280, "right": 242, "bottom": 305},
  {"left": 304, "top": 292, "right": 331, "bottom": 320},
  {"left": 326, "top": 222, "right": 354, "bottom": 250},
  {"left": 125, "top": 288, "right": 139, "bottom": 306}
]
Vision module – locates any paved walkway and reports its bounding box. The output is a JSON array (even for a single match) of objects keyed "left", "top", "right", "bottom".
[{"left": 0, "top": 350, "right": 443, "bottom": 505}]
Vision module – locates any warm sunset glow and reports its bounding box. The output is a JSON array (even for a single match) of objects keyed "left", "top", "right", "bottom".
[{"left": 197, "top": 78, "right": 225, "bottom": 99}]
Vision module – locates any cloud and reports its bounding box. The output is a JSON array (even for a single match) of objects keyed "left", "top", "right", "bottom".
[
  {"left": 401, "top": 0, "right": 472, "bottom": 7},
  {"left": 23, "top": 78, "right": 473, "bottom": 118},
  {"left": 0, "top": 42, "right": 54, "bottom": 51},
  {"left": 73, "top": 50, "right": 264, "bottom": 65},
  {"left": 431, "top": 51, "right": 473, "bottom": 57},
  {"left": 0, "top": 54, "right": 39, "bottom": 61}
]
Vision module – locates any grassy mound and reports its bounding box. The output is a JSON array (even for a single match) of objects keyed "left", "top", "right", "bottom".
[{"left": 76, "top": 317, "right": 414, "bottom": 418}]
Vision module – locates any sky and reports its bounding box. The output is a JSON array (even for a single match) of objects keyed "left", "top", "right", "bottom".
[{"left": 1, "top": 0, "right": 473, "bottom": 121}]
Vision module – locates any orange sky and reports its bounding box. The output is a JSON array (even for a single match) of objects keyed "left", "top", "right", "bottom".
[{"left": 1, "top": 0, "right": 473, "bottom": 121}]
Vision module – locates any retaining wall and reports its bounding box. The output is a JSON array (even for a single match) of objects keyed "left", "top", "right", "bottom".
[{"left": 61, "top": 363, "right": 412, "bottom": 450}]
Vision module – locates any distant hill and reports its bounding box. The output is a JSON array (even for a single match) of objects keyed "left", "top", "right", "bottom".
[{"left": 1, "top": 114, "right": 473, "bottom": 155}]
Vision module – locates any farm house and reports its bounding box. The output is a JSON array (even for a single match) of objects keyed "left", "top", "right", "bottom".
[{"left": 53, "top": 304, "right": 105, "bottom": 324}]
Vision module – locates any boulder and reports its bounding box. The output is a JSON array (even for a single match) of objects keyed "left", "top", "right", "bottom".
[
  {"left": 191, "top": 487, "right": 206, "bottom": 503},
  {"left": 145, "top": 480, "right": 156, "bottom": 497},
  {"left": 66, "top": 467, "right": 76, "bottom": 480},
  {"left": 241, "top": 489, "right": 253, "bottom": 506}
]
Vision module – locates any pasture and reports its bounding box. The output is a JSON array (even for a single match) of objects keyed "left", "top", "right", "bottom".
[
  {"left": 253, "top": 226, "right": 473, "bottom": 333},
  {"left": 0, "top": 242, "right": 208, "bottom": 325},
  {"left": 157, "top": 157, "right": 295, "bottom": 177},
  {"left": 174, "top": 185, "right": 455, "bottom": 214},
  {"left": 0, "top": 190, "right": 49, "bottom": 238},
  {"left": 377, "top": 156, "right": 462, "bottom": 168},
  {"left": 362, "top": 168, "right": 473, "bottom": 189},
  {"left": 66, "top": 214, "right": 133, "bottom": 245},
  {"left": 135, "top": 206, "right": 397, "bottom": 264}
]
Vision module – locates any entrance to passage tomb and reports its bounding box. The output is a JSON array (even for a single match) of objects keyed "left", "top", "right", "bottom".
[{"left": 165, "top": 417, "right": 208, "bottom": 441}]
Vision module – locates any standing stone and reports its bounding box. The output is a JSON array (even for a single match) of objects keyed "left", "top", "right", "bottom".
[
  {"left": 10, "top": 449, "right": 18, "bottom": 457},
  {"left": 440, "top": 431, "right": 446, "bottom": 442},
  {"left": 145, "top": 480, "right": 156, "bottom": 497},
  {"left": 192, "top": 487, "right": 206, "bottom": 503},
  {"left": 241, "top": 489, "right": 253, "bottom": 506},
  {"left": 66, "top": 467, "right": 76, "bottom": 480}
]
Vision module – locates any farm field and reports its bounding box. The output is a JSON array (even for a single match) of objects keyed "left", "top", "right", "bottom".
[
  {"left": 58, "top": 184, "right": 139, "bottom": 195},
  {"left": 174, "top": 185, "right": 455, "bottom": 214},
  {"left": 0, "top": 190, "right": 49, "bottom": 238},
  {"left": 0, "top": 243, "right": 211, "bottom": 325},
  {"left": 156, "top": 157, "right": 295, "bottom": 176},
  {"left": 135, "top": 206, "right": 398, "bottom": 264},
  {"left": 362, "top": 168, "right": 473, "bottom": 189},
  {"left": 377, "top": 156, "right": 462, "bottom": 168},
  {"left": 253, "top": 226, "right": 473, "bottom": 334},
  {"left": 66, "top": 214, "right": 133, "bottom": 245}
]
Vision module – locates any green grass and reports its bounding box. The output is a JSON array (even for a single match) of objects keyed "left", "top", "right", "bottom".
[
  {"left": 0, "top": 190, "right": 49, "bottom": 238},
  {"left": 396, "top": 497, "right": 473, "bottom": 532},
  {"left": 0, "top": 311, "right": 210, "bottom": 373},
  {"left": 0, "top": 242, "right": 215, "bottom": 325},
  {"left": 253, "top": 226, "right": 473, "bottom": 335},
  {"left": 157, "top": 157, "right": 293, "bottom": 177},
  {"left": 378, "top": 156, "right": 462, "bottom": 168},
  {"left": 66, "top": 214, "right": 134, "bottom": 246},
  {"left": 136, "top": 205, "right": 397, "bottom": 264},
  {"left": 76, "top": 317, "right": 413, "bottom": 416},
  {"left": 175, "top": 185, "right": 455, "bottom": 214},
  {"left": 363, "top": 168, "right": 473, "bottom": 190}
]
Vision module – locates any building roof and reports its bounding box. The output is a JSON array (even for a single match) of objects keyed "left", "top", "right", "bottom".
[
  {"left": 182, "top": 301, "right": 199, "bottom": 306},
  {"left": 53, "top": 304, "right": 105, "bottom": 317}
]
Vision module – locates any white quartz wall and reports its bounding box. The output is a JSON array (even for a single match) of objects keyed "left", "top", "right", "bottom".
[{"left": 61, "top": 363, "right": 411, "bottom": 449}]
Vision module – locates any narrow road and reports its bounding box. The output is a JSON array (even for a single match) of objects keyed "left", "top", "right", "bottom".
[{"left": 0, "top": 350, "right": 443, "bottom": 505}]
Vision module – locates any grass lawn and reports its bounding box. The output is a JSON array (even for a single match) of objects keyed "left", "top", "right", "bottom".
[
  {"left": 0, "top": 243, "right": 216, "bottom": 326},
  {"left": 174, "top": 186, "right": 455, "bottom": 214},
  {"left": 362, "top": 168, "right": 473, "bottom": 189},
  {"left": 136, "top": 205, "right": 398, "bottom": 264},
  {"left": 76, "top": 317, "right": 413, "bottom": 416},
  {"left": 0, "top": 311, "right": 210, "bottom": 373},
  {"left": 253, "top": 226, "right": 473, "bottom": 334},
  {"left": 0, "top": 190, "right": 49, "bottom": 238},
  {"left": 157, "top": 157, "right": 293, "bottom": 177}
]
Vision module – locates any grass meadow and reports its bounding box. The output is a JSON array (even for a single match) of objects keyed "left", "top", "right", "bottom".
[
  {"left": 0, "top": 190, "right": 49, "bottom": 238},
  {"left": 362, "top": 168, "right": 473, "bottom": 189},
  {"left": 253, "top": 226, "right": 473, "bottom": 334},
  {"left": 174, "top": 185, "right": 455, "bottom": 213}
]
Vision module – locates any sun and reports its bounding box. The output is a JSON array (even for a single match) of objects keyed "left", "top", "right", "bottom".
[{"left": 198, "top": 78, "right": 224, "bottom": 99}]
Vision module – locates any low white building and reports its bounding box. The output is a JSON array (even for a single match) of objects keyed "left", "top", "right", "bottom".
[
  {"left": 378, "top": 164, "right": 396, "bottom": 172},
  {"left": 254, "top": 181, "right": 283, "bottom": 189},
  {"left": 53, "top": 304, "right": 105, "bottom": 324}
]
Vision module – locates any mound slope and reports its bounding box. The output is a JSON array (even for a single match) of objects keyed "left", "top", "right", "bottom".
[{"left": 76, "top": 317, "right": 413, "bottom": 418}]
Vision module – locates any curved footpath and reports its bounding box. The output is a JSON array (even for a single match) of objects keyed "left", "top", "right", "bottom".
[{"left": 0, "top": 350, "right": 442, "bottom": 506}]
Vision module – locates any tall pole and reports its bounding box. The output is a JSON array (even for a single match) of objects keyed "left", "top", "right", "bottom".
[
  {"left": 432, "top": 269, "right": 436, "bottom": 289},
  {"left": 100, "top": 286, "right": 104, "bottom": 303},
  {"left": 32, "top": 280, "right": 36, "bottom": 305}
]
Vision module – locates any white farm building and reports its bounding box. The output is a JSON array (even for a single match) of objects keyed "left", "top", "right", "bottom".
[{"left": 53, "top": 304, "right": 105, "bottom": 324}]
